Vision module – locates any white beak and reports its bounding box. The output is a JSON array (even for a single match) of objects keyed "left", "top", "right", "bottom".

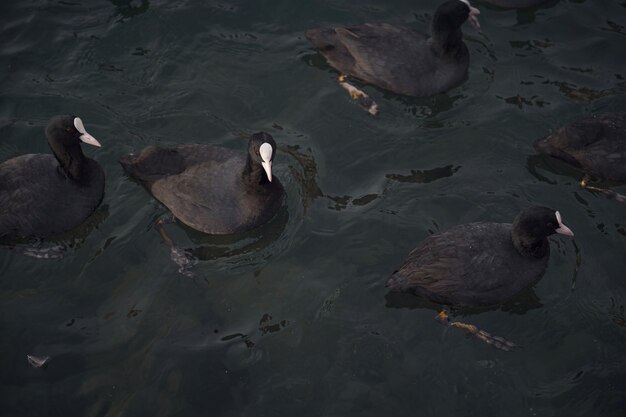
[
  {"left": 80, "top": 132, "right": 102, "bottom": 148},
  {"left": 74, "top": 116, "right": 102, "bottom": 147},
  {"left": 468, "top": 6, "right": 481, "bottom": 31},
  {"left": 460, "top": 0, "right": 481, "bottom": 30},
  {"left": 555, "top": 224, "right": 574, "bottom": 237},
  {"left": 259, "top": 142, "right": 274, "bottom": 182},
  {"left": 262, "top": 160, "right": 273, "bottom": 182},
  {"left": 555, "top": 211, "right": 574, "bottom": 237}
]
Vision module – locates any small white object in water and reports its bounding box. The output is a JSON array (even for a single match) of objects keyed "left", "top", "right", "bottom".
[
  {"left": 170, "top": 246, "right": 197, "bottom": 277},
  {"left": 22, "top": 244, "right": 65, "bottom": 259},
  {"left": 27, "top": 354, "right": 49, "bottom": 368}
]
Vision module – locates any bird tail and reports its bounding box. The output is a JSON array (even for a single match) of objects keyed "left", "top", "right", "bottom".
[
  {"left": 385, "top": 272, "right": 408, "bottom": 291},
  {"left": 304, "top": 28, "right": 338, "bottom": 50},
  {"left": 118, "top": 153, "right": 138, "bottom": 176}
]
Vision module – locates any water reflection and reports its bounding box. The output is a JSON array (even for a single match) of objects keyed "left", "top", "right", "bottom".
[
  {"left": 478, "top": 0, "right": 557, "bottom": 10},
  {"left": 326, "top": 164, "right": 461, "bottom": 211},
  {"left": 386, "top": 165, "right": 461, "bottom": 184},
  {"left": 526, "top": 153, "right": 583, "bottom": 184},
  {"left": 0, "top": 204, "right": 110, "bottom": 255},
  {"left": 498, "top": 93, "right": 549, "bottom": 109},
  {"left": 320, "top": 0, "right": 387, "bottom": 14},
  {"left": 528, "top": 154, "right": 626, "bottom": 205},
  {"left": 179, "top": 205, "right": 290, "bottom": 261},
  {"left": 393, "top": 93, "right": 466, "bottom": 120},
  {"left": 383, "top": 287, "right": 542, "bottom": 350},
  {"left": 515, "top": 8, "right": 539, "bottom": 25},
  {"left": 280, "top": 143, "right": 323, "bottom": 213},
  {"left": 548, "top": 81, "right": 611, "bottom": 102},
  {"left": 109, "top": 0, "right": 150, "bottom": 20},
  {"left": 476, "top": 0, "right": 560, "bottom": 25},
  {"left": 384, "top": 287, "right": 543, "bottom": 315},
  {"left": 609, "top": 298, "right": 626, "bottom": 328}
]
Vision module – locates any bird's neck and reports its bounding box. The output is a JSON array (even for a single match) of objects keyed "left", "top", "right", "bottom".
[
  {"left": 50, "top": 142, "right": 88, "bottom": 183},
  {"left": 242, "top": 154, "right": 269, "bottom": 186},
  {"left": 431, "top": 24, "right": 464, "bottom": 54},
  {"left": 511, "top": 229, "right": 549, "bottom": 258}
]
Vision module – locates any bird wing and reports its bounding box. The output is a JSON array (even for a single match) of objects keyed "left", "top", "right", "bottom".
[
  {"left": 333, "top": 23, "right": 429, "bottom": 90},
  {"left": 388, "top": 224, "right": 515, "bottom": 306},
  {"left": 150, "top": 156, "right": 244, "bottom": 234},
  {"left": 0, "top": 155, "right": 87, "bottom": 237}
]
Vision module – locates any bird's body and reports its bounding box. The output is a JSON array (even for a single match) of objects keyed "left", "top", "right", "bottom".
[
  {"left": 305, "top": 0, "right": 480, "bottom": 97},
  {"left": 387, "top": 207, "right": 574, "bottom": 308},
  {"left": 387, "top": 222, "right": 548, "bottom": 307},
  {"left": 0, "top": 115, "right": 104, "bottom": 239},
  {"left": 0, "top": 154, "right": 104, "bottom": 238},
  {"left": 534, "top": 112, "right": 626, "bottom": 182},
  {"left": 120, "top": 134, "right": 284, "bottom": 235}
]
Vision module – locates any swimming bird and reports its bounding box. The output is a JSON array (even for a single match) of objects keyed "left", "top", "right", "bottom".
[
  {"left": 535, "top": 112, "right": 626, "bottom": 204},
  {"left": 534, "top": 112, "right": 626, "bottom": 182},
  {"left": 387, "top": 206, "right": 574, "bottom": 307},
  {"left": 0, "top": 115, "right": 104, "bottom": 240},
  {"left": 386, "top": 206, "right": 574, "bottom": 350},
  {"left": 305, "top": 0, "right": 481, "bottom": 98},
  {"left": 119, "top": 132, "right": 284, "bottom": 235}
]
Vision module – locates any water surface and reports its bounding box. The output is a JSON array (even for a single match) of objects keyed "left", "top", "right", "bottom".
[{"left": 1, "top": 0, "right": 626, "bottom": 416}]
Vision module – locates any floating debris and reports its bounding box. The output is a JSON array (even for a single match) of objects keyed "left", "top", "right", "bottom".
[
  {"left": 170, "top": 245, "right": 197, "bottom": 277},
  {"left": 27, "top": 355, "right": 49, "bottom": 368},
  {"left": 22, "top": 244, "right": 65, "bottom": 259}
]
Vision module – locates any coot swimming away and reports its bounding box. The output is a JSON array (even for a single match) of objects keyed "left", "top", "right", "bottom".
[
  {"left": 0, "top": 115, "right": 104, "bottom": 239},
  {"left": 534, "top": 112, "right": 626, "bottom": 182},
  {"left": 386, "top": 206, "right": 574, "bottom": 308},
  {"left": 119, "top": 132, "right": 284, "bottom": 235},
  {"left": 305, "top": 0, "right": 481, "bottom": 97}
]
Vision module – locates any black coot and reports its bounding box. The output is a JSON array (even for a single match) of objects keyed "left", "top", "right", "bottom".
[
  {"left": 0, "top": 115, "right": 104, "bottom": 239},
  {"left": 305, "top": 0, "right": 481, "bottom": 97},
  {"left": 534, "top": 112, "right": 626, "bottom": 182},
  {"left": 119, "top": 132, "right": 284, "bottom": 235},
  {"left": 386, "top": 206, "right": 574, "bottom": 307}
]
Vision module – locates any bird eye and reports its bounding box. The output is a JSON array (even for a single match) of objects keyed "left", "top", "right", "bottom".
[{"left": 66, "top": 127, "right": 75, "bottom": 133}]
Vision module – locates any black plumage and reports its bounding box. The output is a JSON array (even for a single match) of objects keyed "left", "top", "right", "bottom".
[
  {"left": 386, "top": 206, "right": 574, "bottom": 307},
  {"left": 305, "top": 0, "right": 480, "bottom": 97},
  {"left": 119, "top": 132, "right": 284, "bottom": 235},
  {"left": 0, "top": 115, "right": 105, "bottom": 239},
  {"left": 534, "top": 112, "right": 626, "bottom": 182}
]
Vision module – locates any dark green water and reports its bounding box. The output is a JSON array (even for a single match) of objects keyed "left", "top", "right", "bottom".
[{"left": 1, "top": 0, "right": 626, "bottom": 415}]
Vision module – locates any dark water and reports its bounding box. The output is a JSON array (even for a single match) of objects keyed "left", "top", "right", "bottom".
[{"left": 1, "top": 0, "right": 626, "bottom": 415}]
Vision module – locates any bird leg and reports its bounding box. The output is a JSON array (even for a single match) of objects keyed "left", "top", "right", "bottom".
[
  {"left": 435, "top": 311, "right": 517, "bottom": 352},
  {"left": 155, "top": 214, "right": 175, "bottom": 246},
  {"left": 155, "top": 214, "right": 197, "bottom": 277},
  {"left": 580, "top": 176, "right": 626, "bottom": 204},
  {"left": 337, "top": 74, "right": 379, "bottom": 116}
]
